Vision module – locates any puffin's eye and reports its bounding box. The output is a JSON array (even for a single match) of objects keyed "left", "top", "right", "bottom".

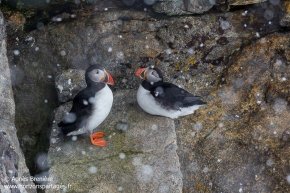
[{"left": 96, "top": 70, "right": 99, "bottom": 74}]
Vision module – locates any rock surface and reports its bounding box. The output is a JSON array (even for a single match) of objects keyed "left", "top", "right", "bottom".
[
  {"left": 4, "top": 0, "right": 289, "bottom": 192},
  {"left": 152, "top": 0, "right": 269, "bottom": 15},
  {"left": 47, "top": 88, "right": 182, "bottom": 193},
  {"left": 55, "top": 69, "right": 85, "bottom": 103},
  {"left": 228, "top": 0, "right": 267, "bottom": 6},
  {"left": 153, "top": 0, "right": 216, "bottom": 15},
  {"left": 177, "top": 33, "right": 290, "bottom": 192},
  {"left": 7, "top": 2, "right": 282, "bottom": 171},
  {"left": 280, "top": 0, "right": 290, "bottom": 27},
  {"left": 0, "top": 12, "right": 36, "bottom": 193}
]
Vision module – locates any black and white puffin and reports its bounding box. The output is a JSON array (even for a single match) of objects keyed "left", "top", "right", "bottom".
[
  {"left": 58, "top": 64, "right": 114, "bottom": 147},
  {"left": 135, "top": 66, "right": 206, "bottom": 119}
]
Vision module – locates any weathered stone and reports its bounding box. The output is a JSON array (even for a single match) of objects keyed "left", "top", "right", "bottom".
[
  {"left": 5, "top": 2, "right": 286, "bottom": 192},
  {"left": 55, "top": 69, "right": 85, "bottom": 102},
  {"left": 3, "top": 0, "right": 79, "bottom": 9},
  {"left": 228, "top": 0, "right": 267, "bottom": 5},
  {"left": 116, "top": 121, "right": 129, "bottom": 132},
  {"left": 0, "top": 11, "right": 36, "bottom": 193},
  {"left": 153, "top": 0, "right": 216, "bottom": 15},
  {"left": 177, "top": 33, "right": 290, "bottom": 192},
  {"left": 8, "top": 1, "right": 280, "bottom": 184},
  {"left": 280, "top": 0, "right": 290, "bottom": 27},
  {"left": 47, "top": 89, "right": 182, "bottom": 193},
  {"left": 153, "top": 0, "right": 269, "bottom": 15}
]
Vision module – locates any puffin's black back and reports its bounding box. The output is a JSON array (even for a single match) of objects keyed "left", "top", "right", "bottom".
[{"left": 142, "top": 66, "right": 206, "bottom": 110}]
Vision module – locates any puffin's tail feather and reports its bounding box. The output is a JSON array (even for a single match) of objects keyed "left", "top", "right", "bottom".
[
  {"left": 196, "top": 99, "right": 207, "bottom": 105},
  {"left": 183, "top": 96, "right": 207, "bottom": 106}
]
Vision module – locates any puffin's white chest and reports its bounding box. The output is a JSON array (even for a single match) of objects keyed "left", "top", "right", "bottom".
[
  {"left": 137, "top": 85, "right": 202, "bottom": 119},
  {"left": 86, "top": 85, "right": 113, "bottom": 131},
  {"left": 137, "top": 85, "right": 162, "bottom": 116}
]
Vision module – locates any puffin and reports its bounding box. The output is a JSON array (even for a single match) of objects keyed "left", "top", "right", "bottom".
[
  {"left": 58, "top": 64, "right": 114, "bottom": 147},
  {"left": 135, "top": 66, "right": 206, "bottom": 119}
]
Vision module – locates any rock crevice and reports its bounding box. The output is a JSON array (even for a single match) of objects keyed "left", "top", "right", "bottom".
[{"left": 0, "top": 11, "right": 36, "bottom": 193}]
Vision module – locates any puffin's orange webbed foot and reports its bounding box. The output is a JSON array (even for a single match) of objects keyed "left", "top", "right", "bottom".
[
  {"left": 91, "top": 131, "right": 105, "bottom": 139},
  {"left": 90, "top": 132, "right": 107, "bottom": 147}
]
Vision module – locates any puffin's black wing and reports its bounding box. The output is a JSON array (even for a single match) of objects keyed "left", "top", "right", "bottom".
[
  {"left": 150, "top": 82, "right": 206, "bottom": 110},
  {"left": 58, "top": 88, "right": 94, "bottom": 135}
]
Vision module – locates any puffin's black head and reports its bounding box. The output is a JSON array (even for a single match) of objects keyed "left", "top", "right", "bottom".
[
  {"left": 85, "top": 64, "right": 115, "bottom": 86},
  {"left": 135, "top": 66, "right": 163, "bottom": 83}
]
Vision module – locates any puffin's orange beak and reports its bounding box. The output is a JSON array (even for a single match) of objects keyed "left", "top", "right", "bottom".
[
  {"left": 135, "top": 67, "right": 147, "bottom": 79},
  {"left": 105, "top": 70, "right": 115, "bottom": 85}
]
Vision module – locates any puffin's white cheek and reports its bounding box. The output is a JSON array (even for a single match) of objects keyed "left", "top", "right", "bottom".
[
  {"left": 147, "top": 74, "right": 161, "bottom": 83},
  {"left": 88, "top": 73, "right": 96, "bottom": 82},
  {"left": 94, "top": 76, "right": 102, "bottom": 82}
]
